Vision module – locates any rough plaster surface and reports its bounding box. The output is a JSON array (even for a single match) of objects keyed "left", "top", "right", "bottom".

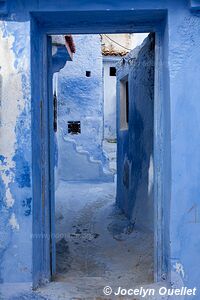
[
  {"left": 0, "top": 23, "right": 25, "bottom": 209},
  {"left": 0, "top": 20, "right": 32, "bottom": 283}
]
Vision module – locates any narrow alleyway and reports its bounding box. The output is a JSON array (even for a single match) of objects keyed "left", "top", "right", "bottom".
[
  {"left": 30, "top": 178, "right": 170, "bottom": 300},
  {"left": 38, "top": 179, "right": 153, "bottom": 299},
  {"left": 55, "top": 181, "right": 154, "bottom": 284}
]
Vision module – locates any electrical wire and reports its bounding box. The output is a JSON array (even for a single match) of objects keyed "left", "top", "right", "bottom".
[{"left": 102, "top": 34, "right": 132, "bottom": 51}]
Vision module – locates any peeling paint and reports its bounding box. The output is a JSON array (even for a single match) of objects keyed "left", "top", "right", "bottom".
[
  {"left": 0, "top": 22, "right": 26, "bottom": 209},
  {"left": 22, "top": 198, "right": 32, "bottom": 216},
  {"left": 13, "top": 149, "right": 31, "bottom": 189},
  {"left": 0, "top": 20, "right": 32, "bottom": 283},
  {"left": 174, "top": 262, "right": 185, "bottom": 279},
  {"left": 9, "top": 213, "right": 19, "bottom": 231}
]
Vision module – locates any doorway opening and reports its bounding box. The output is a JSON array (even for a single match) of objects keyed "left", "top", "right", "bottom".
[
  {"left": 53, "top": 33, "right": 154, "bottom": 293},
  {"left": 31, "top": 10, "right": 168, "bottom": 296}
]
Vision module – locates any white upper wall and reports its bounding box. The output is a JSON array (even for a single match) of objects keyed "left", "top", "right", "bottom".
[{"left": 101, "top": 33, "right": 148, "bottom": 55}]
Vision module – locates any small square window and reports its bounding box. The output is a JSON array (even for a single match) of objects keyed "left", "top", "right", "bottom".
[
  {"left": 110, "top": 67, "right": 116, "bottom": 76},
  {"left": 68, "top": 121, "right": 81, "bottom": 135},
  {"left": 86, "top": 71, "right": 91, "bottom": 77}
]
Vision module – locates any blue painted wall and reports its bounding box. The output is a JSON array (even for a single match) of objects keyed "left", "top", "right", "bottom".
[
  {"left": 116, "top": 34, "right": 155, "bottom": 231},
  {"left": 0, "top": 21, "right": 32, "bottom": 283},
  {"left": 56, "top": 34, "right": 113, "bottom": 182},
  {"left": 167, "top": 4, "right": 200, "bottom": 292},
  {"left": 0, "top": 1, "right": 200, "bottom": 297}
]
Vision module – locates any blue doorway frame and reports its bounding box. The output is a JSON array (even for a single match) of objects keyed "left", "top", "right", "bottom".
[{"left": 31, "top": 10, "right": 169, "bottom": 288}]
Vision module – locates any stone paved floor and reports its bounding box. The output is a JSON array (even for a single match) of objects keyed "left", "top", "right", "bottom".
[{"left": 39, "top": 181, "right": 154, "bottom": 299}]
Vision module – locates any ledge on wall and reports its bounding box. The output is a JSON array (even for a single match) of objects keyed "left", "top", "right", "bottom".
[
  {"left": 0, "top": 0, "right": 7, "bottom": 14},
  {"left": 190, "top": 0, "right": 200, "bottom": 10}
]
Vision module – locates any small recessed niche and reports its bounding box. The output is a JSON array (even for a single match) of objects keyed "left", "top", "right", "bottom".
[
  {"left": 68, "top": 121, "right": 81, "bottom": 135},
  {"left": 86, "top": 71, "right": 91, "bottom": 77},
  {"left": 110, "top": 67, "right": 116, "bottom": 76}
]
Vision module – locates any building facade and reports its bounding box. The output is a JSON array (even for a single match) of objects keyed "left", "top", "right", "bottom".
[
  {"left": 102, "top": 33, "right": 147, "bottom": 141},
  {"left": 56, "top": 34, "right": 113, "bottom": 182}
]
